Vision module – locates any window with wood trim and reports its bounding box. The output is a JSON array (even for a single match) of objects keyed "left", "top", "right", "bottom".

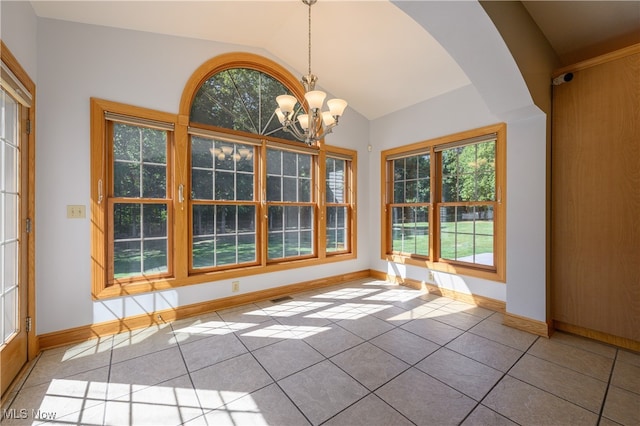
[
  {"left": 91, "top": 53, "right": 357, "bottom": 299},
  {"left": 101, "top": 111, "right": 175, "bottom": 286},
  {"left": 190, "top": 134, "right": 258, "bottom": 271},
  {"left": 325, "top": 153, "right": 353, "bottom": 254},
  {"left": 381, "top": 123, "right": 506, "bottom": 282},
  {"left": 389, "top": 153, "right": 431, "bottom": 257},
  {"left": 266, "top": 147, "right": 315, "bottom": 260}
]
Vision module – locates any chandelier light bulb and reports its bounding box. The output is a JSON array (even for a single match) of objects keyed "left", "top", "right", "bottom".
[
  {"left": 304, "top": 90, "right": 326, "bottom": 110},
  {"left": 322, "top": 111, "right": 335, "bottom": 126},
  {"left": 327, "top": 98, "right": 348, "bottom": 117},
  {"left": 276, "top": 95, "right": 298, "bottom": 114},
  {"left": 298, "top": 114, "right": 310, "bottom": 130}
]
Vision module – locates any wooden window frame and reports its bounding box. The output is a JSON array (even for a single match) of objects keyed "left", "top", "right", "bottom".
[
  {"left": 381, "top": 123, "right": 506, "bottom": 282},
  {"left": 325, "top": 149, "right": 355, "bottom": 255},
  {"left": 189, "top": 135, "right": 261, "bottom": 274},
  {"left": 265, "top": 147, "right": 318, "bottom": 262},
  {"left": 107, "top": 121, "right": 174, "bottom": 285},
  {"left": 91, "top": 53, "right": 357, "bottom": 299}
]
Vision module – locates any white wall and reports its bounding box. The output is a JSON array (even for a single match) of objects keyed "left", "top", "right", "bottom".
[
  {"left": 4, "top": 0, "right": 547, "bottom": 335},
  {"left": 34, "top": 19, "right": 370, "bottom": 334},
  {"left": 1, "top": 0, "right": 38, "bottom": 79}
]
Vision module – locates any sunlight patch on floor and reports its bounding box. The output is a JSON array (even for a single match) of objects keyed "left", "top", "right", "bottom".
[
  {"left": 311, "top": 287, "right": 380, "bottom": 300},
  {"left": 240, "top": 324, "right": 330, "bottom": 340},
  {"left": 306, "top": 303, "right": 389, "bottom": 320},
  {"left": 247, "top": 301, "right": 332, "bottom": 317}
]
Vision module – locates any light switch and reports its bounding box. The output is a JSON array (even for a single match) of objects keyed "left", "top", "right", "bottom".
[{"left": 67, "top": 205, "right": 86, "bottom": 219}]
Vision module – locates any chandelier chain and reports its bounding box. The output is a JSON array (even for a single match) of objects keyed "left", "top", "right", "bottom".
[{"left": 307, "top": 0, "right": 312, "bottom": 76}]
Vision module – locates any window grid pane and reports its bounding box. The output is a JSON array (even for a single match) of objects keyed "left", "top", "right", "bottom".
[
  {"left": 266, "top": 149, "right": 312, "bottom": 202},
  {"left": 326, "top": 158, "right": 345, "bottom": 203},
  {"left": 113, "top": 123, "right": 167, "bottom": 199},
  {"left": 326, "top": 206, "right": 347, "bottom": 252},
  {"left": 391, "top": 206, "right": 429, "bottom": 256},
  {"left": 439, "top": 205, "right": 494, "bottom": 266},
  {"left": 113, "top": 202, "right": 169, "bottom": 279},
  {"left": 191, "top": 137, "right": 255, "bottom": 201},
  {"left": 393, "top": 154, "right": 430, "bottom": 204},
  {"left": 267, "top": 205, "right": 314, "bottom": 260},
  {"left": 441, "top": 141, "right": 495, "bottom": 203},
  {"left": 192, "top": 204, "right": 257, "bottom": 270}
]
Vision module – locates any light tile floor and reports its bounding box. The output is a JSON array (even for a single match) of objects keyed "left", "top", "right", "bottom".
[{"left": 2, "top": 279, "right": 639, "bottom": 425}]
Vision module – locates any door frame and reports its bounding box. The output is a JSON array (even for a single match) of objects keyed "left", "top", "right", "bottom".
[{"left": 0, "top": 40, "right": 37, "bottom": 399}]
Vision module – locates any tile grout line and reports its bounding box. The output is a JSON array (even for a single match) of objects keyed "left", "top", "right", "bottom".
[
  {"left": 597, "top": 347, "right": 619, "bottom": 424},
  {"left": 101, "top": 337, "right": 115, "bottom": 426},
  {"left": 521, "top": 350, "right": 613, "bottom": 385}
]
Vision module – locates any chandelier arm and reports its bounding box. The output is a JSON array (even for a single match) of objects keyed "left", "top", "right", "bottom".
[
  {"left": 325, "top": 114, "right": 341, "bottom": 132},
  {"left": 312, "top": 111, "right": 324, "bottom": 140},
  {"left": 323, "top": 124, "right": 336, "bottom": 135},
  {"left": 282, "top": 119, "right": 308, "bottom": 141}
]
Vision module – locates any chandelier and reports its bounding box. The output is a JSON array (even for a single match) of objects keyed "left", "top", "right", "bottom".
[{"left": 275, "top": 0, "right": 348, "bottom": 146}]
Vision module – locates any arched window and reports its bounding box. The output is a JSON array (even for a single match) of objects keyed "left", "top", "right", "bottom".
[
  {"left": 190, "top": 67, "right": 297, "bottom": 141},
  {"left": 181, "top": 53, "right": 307, "bottom": 144}
]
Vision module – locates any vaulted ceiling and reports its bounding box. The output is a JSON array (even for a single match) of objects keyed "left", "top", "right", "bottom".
[{"left": 29, "top": 1, "right": 640, "bottom": 120}]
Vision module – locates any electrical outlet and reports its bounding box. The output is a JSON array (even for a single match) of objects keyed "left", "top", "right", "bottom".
[
  {"left": 427, "top": 271, "right": 435, "bottom": 282},
  {"left": 232, "top": 280, "right": 240, "bottom": 292},
  {"left": 67, "top": 205, "right": 86, "bottom": 219}
]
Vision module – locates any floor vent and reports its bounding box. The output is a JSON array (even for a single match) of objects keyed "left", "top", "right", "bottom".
[{"left": 270, "top": 296, "right": 293, "bottom": 303}]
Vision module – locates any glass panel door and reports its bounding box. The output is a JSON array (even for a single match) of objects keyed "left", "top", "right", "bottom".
[
  {"left": 1, "top": 87, "right": 19, "bottom": 344},
  {"left": 0, "top": 84, "right": 28, "bottom": 397}
]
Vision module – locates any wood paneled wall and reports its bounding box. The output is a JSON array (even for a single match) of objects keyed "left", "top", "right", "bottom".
[{"left": 551, "top": 45, "right": 640, "bottom": 347}]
